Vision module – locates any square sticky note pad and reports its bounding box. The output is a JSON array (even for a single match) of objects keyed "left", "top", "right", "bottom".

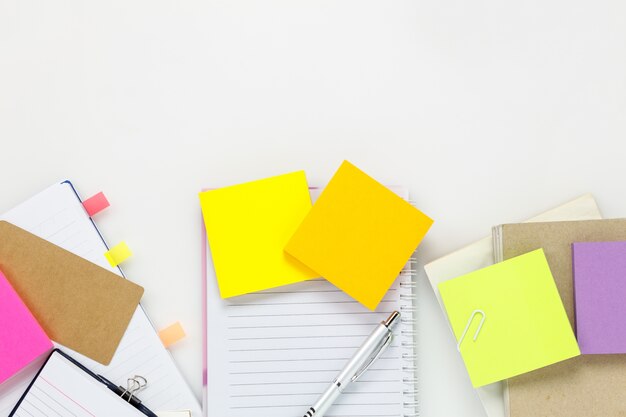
[
  {"left": 285, "top": 161, "right": 433, "bottom": 310},
  {"left": 200, "top": 171, "right": 318, "bottom": 297},
  {"left": 0, "top": 270, "right": 52, "bottom": 383},
  {"left": 573, "top": 241, "right": 626, "bottom": 354},
  {"left": 438, "top": 249, "right": 580, "bottom": 387}
]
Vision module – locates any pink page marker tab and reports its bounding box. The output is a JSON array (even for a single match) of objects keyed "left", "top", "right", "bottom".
[
  {"left": 82, "top": 192, "right": 110, "bottom": 217},
  {"left": 0, "top": 270, "right": 53, "bottom": 383}
]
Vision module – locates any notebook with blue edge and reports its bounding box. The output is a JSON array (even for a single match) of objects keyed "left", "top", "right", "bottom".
[
  {"left": 10, "top": 349, "right": 158, "bottom": 416},
  {"left": 0, "top": 180, "right": 201, "bottom": 416}
]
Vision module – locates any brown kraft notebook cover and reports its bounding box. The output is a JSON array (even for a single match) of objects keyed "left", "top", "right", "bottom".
[
  {"left": 499, "top": 219, "right": 626, "bottom": 417},
  {"left": 0, "top": 221, "right": 144, "bottom": 365}
]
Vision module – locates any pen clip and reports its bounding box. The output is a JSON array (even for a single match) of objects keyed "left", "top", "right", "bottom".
[{"left": 351, "top": 332, "right": 394, "bottom": 383}]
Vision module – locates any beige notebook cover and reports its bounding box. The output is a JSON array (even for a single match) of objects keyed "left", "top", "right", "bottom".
[{"left": 493, "top": 219, "right": 626, "bottom": 417}]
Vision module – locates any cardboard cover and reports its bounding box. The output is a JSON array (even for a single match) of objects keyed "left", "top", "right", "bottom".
[
  {"left": 499, "top": 219, "right": 626, "bottom": 417},
  {"left": 0, "top": 221, "right": 143, "bottom": 365}
]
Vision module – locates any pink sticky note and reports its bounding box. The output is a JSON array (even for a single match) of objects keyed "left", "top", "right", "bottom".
[
  {"left": 82, "top": 192, "right": 110, "bottom": 217},
  {"left": 0, "top": 270, "right": 52, "bottom": 383}
]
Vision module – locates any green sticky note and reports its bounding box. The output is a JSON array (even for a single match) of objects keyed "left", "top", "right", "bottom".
[{"left": 439, "top": 249, "right": 580, "bottom": 388}]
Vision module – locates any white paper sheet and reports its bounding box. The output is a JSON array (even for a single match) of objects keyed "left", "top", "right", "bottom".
[
  {"left": 157, "top": 412, "right": 192, "bottom": 417},
  {"left": 205, "top": 276, "right": 406, "bottom": 416}
]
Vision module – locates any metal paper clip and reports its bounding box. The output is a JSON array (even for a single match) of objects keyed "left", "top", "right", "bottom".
[{"left": 457, "top": 309, "right": 486, "bottom": 351}]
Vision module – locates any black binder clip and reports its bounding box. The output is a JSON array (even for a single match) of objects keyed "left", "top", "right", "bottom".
[
  {"left": 119, "top": 375, "right": 148, "bottom": 406},
  {"left": 97, "top": 372, "right": 157, "bottom": 416}
]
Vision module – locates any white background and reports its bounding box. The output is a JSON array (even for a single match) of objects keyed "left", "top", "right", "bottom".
[{"left": 1, "top": 1, "right": 626, "bottom": 416}]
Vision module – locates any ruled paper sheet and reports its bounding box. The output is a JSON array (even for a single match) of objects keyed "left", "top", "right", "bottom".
[
  {"left": 0, "top": 182, "right": 201, "bottom": 416},
  {"left": 204, "top": 187, "right": 410, "bottom": 417},
  {"left": 12, "top": 352, "right": 145, "bottom": 417},
  {"left": 205, "top": 277, "right": 404, "bottom": 417}
]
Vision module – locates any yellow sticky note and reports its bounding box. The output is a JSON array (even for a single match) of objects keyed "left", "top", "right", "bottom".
[
  {"left": 200, "top": 171, "right": 318, "bottom": 298},
  {"left": 438, "top": 249, "right": 580, "bottom": 388},
  {"left": 158, "top": 322, "right": 186, "bottom": 348},
  {"left": 285, "top": 161, "right": 433, "bottom": 310},
  {"left": 104, "top": 242, "right": 132, "bottom": 268}
]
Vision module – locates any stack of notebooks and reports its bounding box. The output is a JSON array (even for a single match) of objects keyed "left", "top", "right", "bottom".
[
  {"left": 425, "top": 194, "right": 626, "bottom": 417},
  {"left": 0, "top": 181, "right": 201, "bottom": 416}
]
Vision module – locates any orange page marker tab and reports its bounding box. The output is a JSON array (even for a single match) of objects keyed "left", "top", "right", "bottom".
[
  {"left": 104, "top": 242, "right": 132, "bottom": 268},
  {"left": 82, "top": 192, "right": 110, "bottom": 217},
  {"left": 159, "top": 322, "right": 186, "bottom": 348}
]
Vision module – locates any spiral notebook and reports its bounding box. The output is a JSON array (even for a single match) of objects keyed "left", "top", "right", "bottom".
[{"left": 203, "top": 187, "right": 419, "bottom": 417}]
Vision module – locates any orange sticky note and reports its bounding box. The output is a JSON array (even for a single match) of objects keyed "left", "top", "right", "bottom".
[
  {"left": 285, "top": 161, "right": 433, "bottom": 310},
  {"left": 159, "top": 322, "right": 186, "bottom": 348},
  {"left": 199, "top": 171, "right": 318, "bottom": 298}
]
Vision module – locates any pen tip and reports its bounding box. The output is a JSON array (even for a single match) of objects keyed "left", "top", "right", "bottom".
[{"left": 384, "top": 311, "right": 400, "bottom": 328}]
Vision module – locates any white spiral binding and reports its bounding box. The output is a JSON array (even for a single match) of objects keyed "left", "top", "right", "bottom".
[{"left": 399, "top": 255, "right": 419, "bottom": 417}]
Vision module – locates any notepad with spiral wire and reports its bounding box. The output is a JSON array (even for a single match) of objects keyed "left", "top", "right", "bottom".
[{"left": 203, "top": 187, "right": 419, "bottom": 417}]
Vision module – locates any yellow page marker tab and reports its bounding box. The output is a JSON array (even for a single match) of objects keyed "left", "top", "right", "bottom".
[
  {"left": 438, "top": 249, "right": 580, "bottom": 388},
  {"left": 158, "top": 322, "right": 186, "bottom": 348},
  {"left": 104, "top": 242, "right": 132, "bottom": 268},
  {"left": 285, "top": 161, "right": 433, "bottom": 310},
  {"left": 199, "top": 171, "right": 318, "bottom": 298}
]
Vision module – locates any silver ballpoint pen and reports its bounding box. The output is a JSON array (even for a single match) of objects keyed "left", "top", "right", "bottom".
[{"left": 302, "top": 311, "right": 401, "bottom": 417}]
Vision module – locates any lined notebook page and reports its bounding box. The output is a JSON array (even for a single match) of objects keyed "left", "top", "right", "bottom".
[
  {"left": 0, "top": 182, "right": 201, "bottom": 416},
  {"left": 206, "top": 276, "right": 404, "bottom": 417},
  {"left": 12, "top": 352, "right": 144, "bottom": 417},
  {"left": 204, "top": 188, "right": 414, "bottom": 417}
]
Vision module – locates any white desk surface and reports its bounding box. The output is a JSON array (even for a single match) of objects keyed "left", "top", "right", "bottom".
[{"left": 1, "top": 2, "right": 626, "bottom": 416}]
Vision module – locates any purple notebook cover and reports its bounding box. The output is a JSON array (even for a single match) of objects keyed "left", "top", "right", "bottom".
[{"left": 573, "top": 241, "right": 626, "bottom": 354}]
